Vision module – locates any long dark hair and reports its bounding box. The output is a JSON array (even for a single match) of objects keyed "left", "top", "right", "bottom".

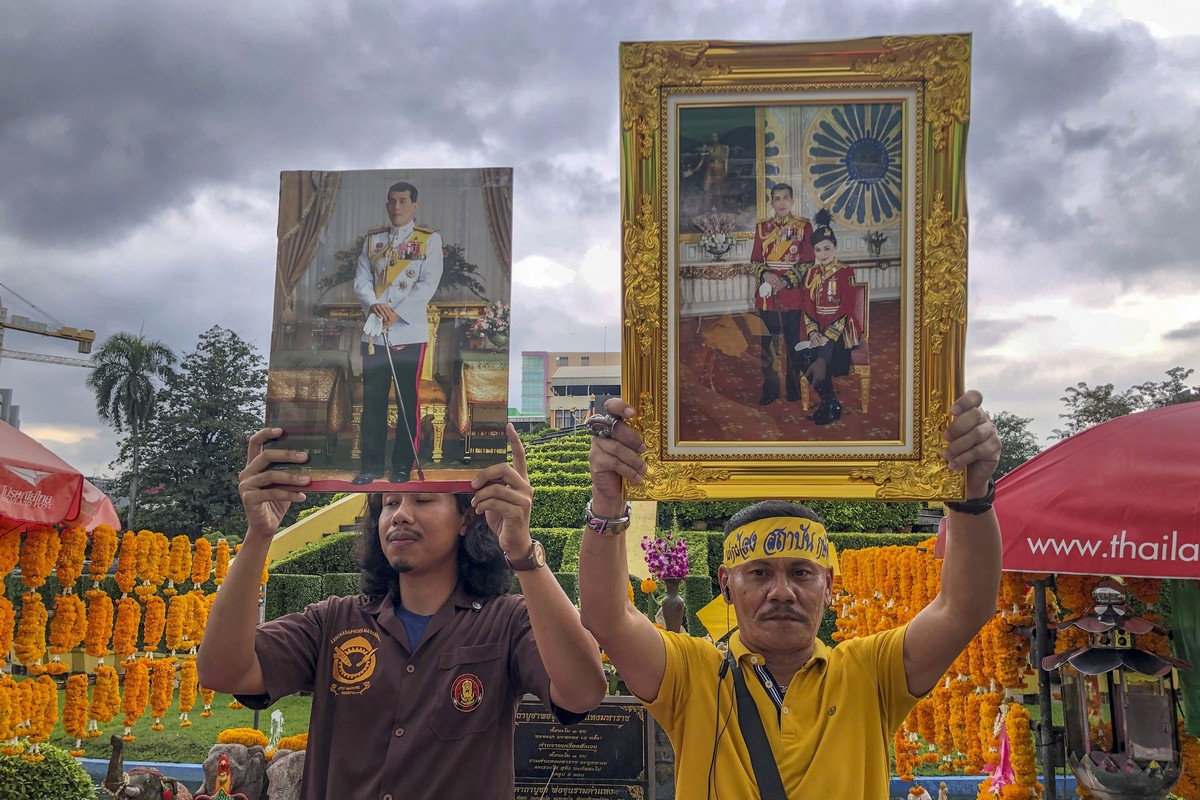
[{"left": 357, "top": 493, "right": 513, "bottom": 602}]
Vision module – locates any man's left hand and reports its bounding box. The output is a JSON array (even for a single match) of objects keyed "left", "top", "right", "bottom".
[
  {"left": 470, "top": 423, "right": 534, "bottom": 557},
  {"left": 942, "top": 390, "right": 1001, "bottom": 500}
]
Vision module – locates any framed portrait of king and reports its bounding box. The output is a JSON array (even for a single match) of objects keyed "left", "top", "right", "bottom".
[
  {"left": 267, "top": 167, "right": 513, "bottom": 492},
  {"left": 619, "top": 36, "right": 970, "bottom": 501}
]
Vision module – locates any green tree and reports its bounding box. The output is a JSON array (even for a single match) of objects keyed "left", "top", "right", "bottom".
[
  {"left": 85, "top": 332, "right": 177, "bottom": 529},
  {"left": 991, "top": 410, "right": 1041, "bottom": 478},
  {"left": 132, "top": 326, "right": 267, "bottom": 537},
  {"left": 1052, "top": 366, "right": 1198, "bottom": 440}
]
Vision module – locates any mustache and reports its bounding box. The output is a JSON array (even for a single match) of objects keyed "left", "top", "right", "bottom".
[
  {"left": 756, "top": 603, "right": 804, "bottom": 622},
  {"left": 386, "top": 526, "right": 422, "bottom": 542}
]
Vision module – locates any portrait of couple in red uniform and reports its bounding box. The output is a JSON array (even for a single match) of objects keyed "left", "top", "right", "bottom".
[{"left": 672, "top": 99, "right": 909, "bottom": 454}]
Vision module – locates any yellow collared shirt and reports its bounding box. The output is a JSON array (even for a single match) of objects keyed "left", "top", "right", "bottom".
[{"left": 644, "top": 625, "right": 918, "bottom": 799}]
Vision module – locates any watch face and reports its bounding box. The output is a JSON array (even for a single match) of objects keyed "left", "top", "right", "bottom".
[{"left": 533, "top": 541, "right": 546, "bottom": 567}]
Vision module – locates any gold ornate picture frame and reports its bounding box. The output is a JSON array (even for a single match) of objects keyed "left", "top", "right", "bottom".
[{"left": 619, "top": 36, "right": 969, "bottom": 501}]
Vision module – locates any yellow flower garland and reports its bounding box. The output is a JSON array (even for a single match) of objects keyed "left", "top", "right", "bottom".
[
  {"left": 1002, "top": 704, "right": 1041, "bottom": 799},
  {"left": 191, "top": 537, "right": 212, "bottom": 587},
  {"left": 63, "top": 673, "right": 89, "bottom": 755},
  {"left": 0, "top": 674, "right": 17, "bottom": 751},
  {"left": 142, "top": 594, "right": 166, "bottom": 653},
  {"left": 18, "top": 526, "right": 60, "bottom": 589},
  {"left": 218, "top": 727, "right": 269, "bottom": 748},
  {"left": 115, "top": 531, "right": 138, "bottom": 597},
  {"left": 185, "top": 589, "right": 208, "bottom": 649},
  {"left": 87, "top": 525, "right": 119, "bottom": 587},
  {"left": 84, "top": 589, "right": 115, "bottom": 660},
  {"left": 0, "top": 528, "right": 20, "bottom": 578},
  {"left": 214, "top": 539, "right": 231, "bottom": 585},
  {"left": 88, "top": 665, "right": 121, "bottom": 733},
  {"left": 47, "top": 593, "right": 87, "bottom": 674},
  {"left": 0, "top": 596, "right": 14, "bottom": 669},
  {"left": 178, "top": 658, "right": 198, "bottom": 727},
  {"left": 165, "top": 594, "right": 186, "bottom": 654},
  {"left": 113, "top": 597, "right": 142, "bottom": 662},
  {"left": 276, "top": 732, "right": 308, "bottom": 752},
  {"left": 199, "top": 685, "right": 215, "bottom": 718},
  {"left": 13, "top": 592, "right": 48, "bottom": 672},
  {"left": 1174, "top": 725, "right": 1199, "bottom": 800},
  {"left": 166, "top": 535, "right": 192, "bottom": 593},
  {"left": 121, "top": 658, "right": 150, "bottom": 741},
  {"left": 55, "top": 526, "right": 88, "bottom": 590},
  {"left": 149, "top": 658, "right": 175, "bottom": 731}
]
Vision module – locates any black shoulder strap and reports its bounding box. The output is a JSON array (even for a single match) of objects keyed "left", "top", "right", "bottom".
[{"left": 726, "top": 652, "right": 788, "bottom": 800}]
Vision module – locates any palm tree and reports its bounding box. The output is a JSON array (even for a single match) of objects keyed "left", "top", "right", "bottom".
[{"left": 86, "top": 332, "right": 177, "bottom": 529}]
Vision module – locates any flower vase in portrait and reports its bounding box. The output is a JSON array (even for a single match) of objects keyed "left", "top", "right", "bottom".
[
  {"left": 488, "top": 332, "right": 509, "bottom": 350},
  {"left": 661, "top": 579, "right": 685, "bottom": 633}
]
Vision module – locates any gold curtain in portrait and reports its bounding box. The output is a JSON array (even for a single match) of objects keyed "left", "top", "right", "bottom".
[
  {"left": 481, "top": 168, "right": 512, "bottom": 268},
  {"left": 277, "top": 170, "right": 342, "bottom": 319}
]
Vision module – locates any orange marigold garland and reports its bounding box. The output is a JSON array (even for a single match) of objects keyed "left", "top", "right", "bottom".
[
  {"left": 214, "top": 539, "right": 231, "bottom": 585},
  {"left": 0, "top": 596, "right": 14, "bottom": 669},
  {"left": 142, "top": 594, "right": 166, "bottom": 654},
  {"left": 23, "top": 674, "right": 58, "bottom": 762},
  {"left": 185, "top": 589, "right": 209, "bottom": 651},
  {"left": 87, "top": 524, "right": 119, "bottom": 587},
  {"left": 199, "top": 685, "right": 215, "bottom": 718},
  {"left": 84, "top": 589, "right": 115, "bottom": 662},
  {"left": 149, "top": 658, "right": 176, "bottom": 731},
  {"left": 0, "top": 528, "right": 20, "bottom": 578},
  {"left": 1002, "top": 703, "right": 1042, "bottom": 799},
  {"left": 13, "top": 592, "right": 48, "bottom": 674},
  {"left": 191, "top": 537, "right": 212, "bottom": 588},
  {"left": 55, "top": 525, "right": 88, "bottom": 590},
  {"left": 46, "top": 592, "right": 86, "bottom": 675},
  {"left": 178, "top": 658, "right": 198, "bottom": 727},
  {"left": 0, "top": 674, "right": 18, "bottom": 755},
  {"left": 113, "top": 597, "right": 141, "bottom": 662},
  {"left": 166, "top": 535, "right": 191, "bottom": 596},
  {"left": 18, "top": 526, "right": 60, "bottom": 588},
  {"left": 165, "top": 594, "right": 187, "bottom": 655},
  {"left": 87, "top": 665, "right": 120, "bottom": 736},
  {"left": 121, "top": 657, "right": 150, "bottom": 741},
  {"left": 63, "top": 673, "right": 89, "bottom": 755},
  {"left": 277, "top": 732, "right": 308, "bottom": 752},
  {"left": 1175, "top": 726, "right": 1199, "bottom": 800},
  {"left": 134, "top": 530, "right": 167, "bottom": 598},
  {"left": 218, "top": 727, "right": 269, "bottom": 748},
  {"left": 115, "top": 531, "right": 138, "bottom": 597}
]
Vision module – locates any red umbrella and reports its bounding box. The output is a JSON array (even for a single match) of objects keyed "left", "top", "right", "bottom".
[
  {"left": 937, "top": 403, "right": 1200, "bottom": 580},
  {"left": 0, "top": 419, "right": 119, "bottom": 531}
]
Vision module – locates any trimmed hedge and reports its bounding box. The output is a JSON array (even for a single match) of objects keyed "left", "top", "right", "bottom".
[
  {"left": 527, "top": 472, "right": 593, "bottom": 487},
  {"left": 270, "top": 532, "right": 359, "bottom": 575},
  {"left": 0, "top": 742, "right": 97, "bottom": 800},
  {"left": 530, "top": 487, "right": 590, "bottom": 528},
  {"left": 661, "top": 499, "right": 921, "bottom": 533},
  {"left": 322, "top": 573, "right": 360, "bottom": 598},
  {"left": 683, "top": 575, "right": 716, "bottom": 636},
  {"left": 264, "top": 573, "right": 323, "bottom": 621}
]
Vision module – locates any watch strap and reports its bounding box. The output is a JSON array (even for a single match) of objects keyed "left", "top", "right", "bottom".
[
  {"left": 946, "top": 479, "right": 996, "bottom": 515},
  {"left": 506, "top": 540, "right": 545, "bottom": 572}
]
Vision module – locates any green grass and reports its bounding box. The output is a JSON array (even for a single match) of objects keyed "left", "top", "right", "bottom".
[{"left": 49, "top": 690, "right": 313, "bottom": 764}]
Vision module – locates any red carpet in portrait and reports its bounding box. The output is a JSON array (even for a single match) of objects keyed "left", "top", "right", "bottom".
[{"left": 676, "top": 299, "right": 901, "bottom": 444}]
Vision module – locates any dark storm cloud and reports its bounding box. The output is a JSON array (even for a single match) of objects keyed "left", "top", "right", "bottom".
[{"left": 1164, "top": 319, "right": 1200, "bottom": 342}]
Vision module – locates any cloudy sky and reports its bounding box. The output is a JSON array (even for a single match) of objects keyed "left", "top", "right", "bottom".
[{"left": 1, "top": 0, "right": 1198, "bottom": 477}]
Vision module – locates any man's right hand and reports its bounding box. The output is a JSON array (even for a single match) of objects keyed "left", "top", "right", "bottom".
[
  {"left": 239, "top": 428, "right": 310, "bottom": 542},
  {"left": 587, "top": 398, "right": 648, "bottom": 516},
  {"left": 370, "top": 303, "right": 400, "bottom": 328}
]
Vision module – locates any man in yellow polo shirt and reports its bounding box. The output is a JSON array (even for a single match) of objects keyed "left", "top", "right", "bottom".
[{"left": 578, "top": 391, "right": 1002, "bottom": 799}]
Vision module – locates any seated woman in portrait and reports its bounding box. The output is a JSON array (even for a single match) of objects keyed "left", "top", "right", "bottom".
[{"left": 797, "top": 209, "right": 861, "bottom": 425}]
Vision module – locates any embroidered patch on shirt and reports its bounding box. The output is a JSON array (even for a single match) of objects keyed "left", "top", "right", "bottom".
[{"left": 452, "top": 674, "right": 484, "bottom": 712}]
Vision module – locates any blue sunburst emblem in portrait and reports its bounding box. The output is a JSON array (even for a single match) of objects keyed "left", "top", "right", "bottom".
[{"left": 803, "top": 104, "right": 903, "bottom": 230}]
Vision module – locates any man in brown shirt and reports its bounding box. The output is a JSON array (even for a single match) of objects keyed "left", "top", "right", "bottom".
[{"left": 198, "top": 425, "right": 606, "bottom": 800}]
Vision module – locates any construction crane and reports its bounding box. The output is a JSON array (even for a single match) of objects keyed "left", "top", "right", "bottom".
[{"left": 0, "top": 284, "right": 96, "bottom": 369}]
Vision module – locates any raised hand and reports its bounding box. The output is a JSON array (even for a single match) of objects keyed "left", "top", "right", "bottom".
[
  {"left": 238, "top": 428, "right": 310, "bottom": 541},
  {"left": 942, "top": 390, "right": 1002, "bottom": 499},
  {"left": 470, "top": 424, "right": 534, "bottom": 557},
  {"left": 587, "top": 398, "right": 648, "bottom": 514}
]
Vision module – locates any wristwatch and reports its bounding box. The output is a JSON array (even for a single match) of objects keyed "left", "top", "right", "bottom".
[
  {"left": 945, "top": 479, "right": 996, "bottom": 515},
  {"left": 506, "top": 540, "right": 547, "bottom": 572},
  {"left": 584, "top": 500, "right": 633, "bottom": 536}
]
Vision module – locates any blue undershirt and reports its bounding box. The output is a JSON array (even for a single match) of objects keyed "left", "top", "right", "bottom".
[{"left": 394, "top": 603, "right": 433, "bottom": 649}]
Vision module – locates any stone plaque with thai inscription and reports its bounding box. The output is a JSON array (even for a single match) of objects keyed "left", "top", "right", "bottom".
[{"left": 514, "top": 696, "right": 653, "bottom": 799}]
